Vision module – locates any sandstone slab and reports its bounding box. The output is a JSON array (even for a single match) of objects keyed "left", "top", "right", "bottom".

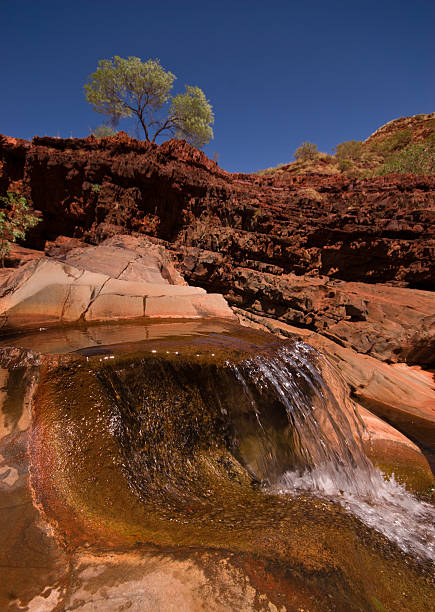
[
  {"left": 59, "top": 234, "right": 186, "bottom": 287},
  {"left": 0, "top": 237, "right": 235, "bottom": 330}
]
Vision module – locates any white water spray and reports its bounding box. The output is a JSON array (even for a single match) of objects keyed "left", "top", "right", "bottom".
[{"left": 234, "top": 342, "right": 435, "bottom": 562}]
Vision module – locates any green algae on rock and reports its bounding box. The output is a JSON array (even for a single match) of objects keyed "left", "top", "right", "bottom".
[{"left": 18, "top": 329, "right": 434, "bottom": 610}]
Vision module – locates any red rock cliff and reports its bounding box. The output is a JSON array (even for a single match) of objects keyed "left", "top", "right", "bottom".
[{"left": 1, "top": 132, "right": 434, "bottom": 364}]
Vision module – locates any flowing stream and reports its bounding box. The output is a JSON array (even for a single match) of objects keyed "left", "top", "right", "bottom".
[
  {"left": 232, "top": 342, "right": 435, "bottom": 562},
  {"left": 3, "top": 323, "right": 434, "bottom": 609}
]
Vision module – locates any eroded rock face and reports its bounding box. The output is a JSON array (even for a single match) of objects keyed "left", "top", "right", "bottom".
[
  {"left": 205, "top": 267, "right": 434, "bottom": 364},
  {"left": 1, "top": 133, "right": 433, "bottom": 470},
  {"left": 0, "top": 235, "right": 235, "bottom": 330},
  {"left": 1, "top": 133, "right": 434, "bottom": 289},
  {"left": 1, "top": 132, "right": 433, "bottom": 364}
]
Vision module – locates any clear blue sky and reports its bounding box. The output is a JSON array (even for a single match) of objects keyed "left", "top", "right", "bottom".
[{"left": 1, "top": 0, "right": 433, "bottom": 172}]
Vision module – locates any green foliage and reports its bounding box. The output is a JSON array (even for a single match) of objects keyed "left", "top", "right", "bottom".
[
  {"left": 377, "top": 141, "right": 434, "bottom": 176},
  {"left": 91, "top": 183, "right": 101, "bottom": 194},
  {"left": 338, "top": 159, "right": 354, "bottom": 172},
  {"left": 84, "top": 56, "right": 214, "bottom": 148},
  {"left": 320, "top": 153, "right": 334, "bottom": 164},
  {"left": 334, "top": 140, "right": 363, "bottom": 162},
  {"left": 425, "top": 131, "right": 435, "bottom": 146},
  {"left": 252, "top": 207, "right": 266, "bottom": 222},
  {"left": 0, "top": 192, "right": 41, "bottom": 266},
  {"left": 169, "top": 85, "right": 214, "bottom": 148},
  {"left": 294, "top": 142, "right": 319, "bottom": 162},
  {"left": 84, "top": 56, "right": 174, "bottom": 125},
  {"left": 371, "top": 129, "right": 412, "bottom": 157},
  {"left": 92, "top": 125, "right": 116, "bottom": 138}
]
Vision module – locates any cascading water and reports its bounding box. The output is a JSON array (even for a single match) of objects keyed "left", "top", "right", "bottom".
[
  {"left": 5, "top": 323, "right": 434, "bottom": 609},
  {"left": 232, "top": 341, "right": 435, "bottom": 562},
  {"left": 43, "top": 323, "right": 433, "bottom": 566}
]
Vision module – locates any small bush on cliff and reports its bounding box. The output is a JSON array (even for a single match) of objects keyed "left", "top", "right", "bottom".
[
  {"left": 257, "top": 163, "right": 286, "bottom": 175},
  {"left": 294, "top": 142, "right": 319, "bottom": 162},
  {"left": 377, "top": 140, "right": 435, "bottom": 175},
  {"left": 371, "top": 129, "right": 412, "bottom": 157},
  {"left": 0, "top": 192, "right": 40, "bottom": 266},
  {"left": 338, "top": 158, "right": 354, "bottom": 172},
  {"left": 92, "top": 125, "right": 116, "bottom": 138},
  {"left": 334, "top": 140, "right": 363, "bottom": 162},
  {"left": 84, "top": 56, "right": 214, "bottom": 148}
]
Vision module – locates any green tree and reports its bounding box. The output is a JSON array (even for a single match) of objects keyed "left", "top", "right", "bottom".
[
  {"left": 0, "top": 192, "right": 41, "bottom": 266},
  {"left": 294, "top": 142, "right": 319, "bottom": 162},
  {"left": 84, "top": 56, "right": 214, "bottom": 148}
]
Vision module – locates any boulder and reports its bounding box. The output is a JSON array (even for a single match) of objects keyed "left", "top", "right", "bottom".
[
  {"left": 359, "top": 405, "right": 434, "bottom": 495},
  {"left": 59, "top": 235, "right": 187, "bottom": 287},
  {"left": 44, "top": 235, "right": 86, "bottom": 258},
  {"left": 0, "top": 236, "right": 235, "bottom": 330},
  {"left": 3, "top": 243, "right": 43, "bottom": 268}
]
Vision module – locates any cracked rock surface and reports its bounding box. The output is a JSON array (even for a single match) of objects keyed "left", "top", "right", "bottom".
[{"left": 0, "top": 235, "right": 235, "bottom": 331}]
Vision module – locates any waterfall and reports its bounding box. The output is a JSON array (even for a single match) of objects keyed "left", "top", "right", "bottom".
[{"left": 232, "top": 341, "right": 435, "bottom": 562}]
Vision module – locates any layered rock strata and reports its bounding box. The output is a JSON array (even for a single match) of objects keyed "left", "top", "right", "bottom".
[
  {"left": 1, "top": 133, "right": 433, "bottom": 357},
  {"left": 0, "top": 133, "right": 433, "bottom": 287}
]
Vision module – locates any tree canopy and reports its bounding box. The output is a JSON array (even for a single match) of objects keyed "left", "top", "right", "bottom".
[{"left": 84, "top": 56, "right": 214, "bottom": 148}]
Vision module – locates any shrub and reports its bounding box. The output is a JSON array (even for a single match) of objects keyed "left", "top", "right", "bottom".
[
  {"left": 91, "top": 183, "right": 101, "bottom": 194},
  {"left": 334, "top": 140, "right": 363, "bottom": 162},
  {"left": 319, "top": 153, "right": 334, "bottom": 163},
  {"left": 92, "top": 125, "right": 116, "bottom": 138},
  {"left": 338, "top": 159, "right": 354, "bottom": 172},
  {"left": 294, "top": 142, "right": 319, "bottom": 162},
  {"left": 0, "top": 192, "right": 41, "bottom": 266},
  {"left": 296, "top": 187, "right": 323, "bottom": 202},
  {"left": 371, "top": 129, "right": 412, "bottom": 156},
  {"left": 377, "top": 141, "right": 434, "bottom": 176},
  {"left": 425, "top": 131, "right": 435, "bottom": 146},
  {"left": 257, "top": 163, "right": 286, "bottom": 176},
  {"left": 252, "top": 207, "right": 266, "bottom": 222}
]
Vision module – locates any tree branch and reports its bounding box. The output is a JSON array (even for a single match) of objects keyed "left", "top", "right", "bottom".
[{"left": 151, "top": 118, "right": 178, "bottom": 142}]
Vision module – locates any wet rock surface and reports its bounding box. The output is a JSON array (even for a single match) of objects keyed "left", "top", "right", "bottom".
[
  {"left": 1, "top": 331, "right": 434, "bottom": 611},
  {"left": 235, "top": 309, "right": 435, "bottom": 482}
]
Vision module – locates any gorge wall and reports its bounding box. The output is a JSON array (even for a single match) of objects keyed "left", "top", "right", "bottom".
[{"left": 0, "top": 132, "right": 434, "bottom": 367}]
